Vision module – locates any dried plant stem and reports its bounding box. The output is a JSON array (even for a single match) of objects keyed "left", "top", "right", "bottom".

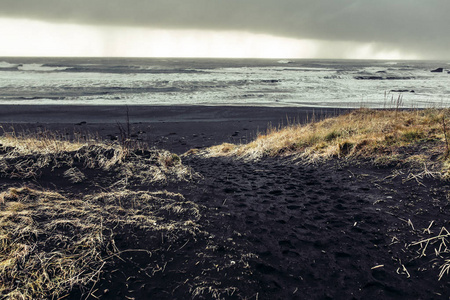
[{"left": 443, "top": 115, "right": 449, "bottom": 156}]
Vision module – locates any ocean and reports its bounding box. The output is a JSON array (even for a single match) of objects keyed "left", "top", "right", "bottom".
[{"left": 0, "top": 57, "right": 449, "bottom": 108}]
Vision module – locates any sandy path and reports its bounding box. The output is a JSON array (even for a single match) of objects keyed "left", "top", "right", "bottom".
[{"left": 179, "top": 155, "right": 450, "bottom": 299}]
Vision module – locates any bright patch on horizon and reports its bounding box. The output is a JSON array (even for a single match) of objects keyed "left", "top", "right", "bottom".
[{"left": 0, "top": 18, "right": 419, "bottom": 60}]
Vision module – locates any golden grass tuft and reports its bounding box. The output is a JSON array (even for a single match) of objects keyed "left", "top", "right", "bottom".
[
  {"left": 0, "top": 187, "right": 203, "bottom": 299},
  {"left": 0, "top": 130, "right": 206, "bottom": 298},
  {"left": 202, "top": 108, "right": 450, "bottom": 174},
  {"left": 0, "top": 187, "right": 108, "bottom": 299},
  {"left": 0, "top": 128, "right": 256, "bottom": 299},
  {"left": 0, "top": 130, "right": 197, "bottom": 186},
  {"left": 0, "top": 127, "right": 86, "bottom": 156}
]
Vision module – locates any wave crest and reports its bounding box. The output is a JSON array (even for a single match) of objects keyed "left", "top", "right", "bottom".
[
  {"left": 18, "top": 64, "right": 70, "bottom": 72},
  {"left": 0, "top": 61, "right": 19, "bottom": 69}
]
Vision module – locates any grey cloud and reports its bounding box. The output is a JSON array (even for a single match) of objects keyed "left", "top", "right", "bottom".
[{"left": 1, "top": 0, "right": 449, "bottom": 58}]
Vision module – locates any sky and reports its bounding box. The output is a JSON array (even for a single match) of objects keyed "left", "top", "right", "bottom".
[{"left": 0, "top": 0, "right": 448, "bottom": 59}]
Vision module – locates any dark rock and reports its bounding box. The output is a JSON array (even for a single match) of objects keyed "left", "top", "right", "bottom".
[
  {"left": 354, "top": 76, "right": 384, "bottom": 80},
  {"left": 431, "top": 68, "right": 444, "bottom": 73},
  {"left": 386, "top": 76, "right": 413, "bottom": 80},
  {"left": 355, "top": 76, "right": 412, "bottom": 80},
  {"left": 391, "top": 89, "right": 415, "bottom": 93}
]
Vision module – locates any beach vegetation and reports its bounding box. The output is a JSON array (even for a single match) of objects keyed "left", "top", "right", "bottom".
[
  {"left": 0, "top": 128, "right": 197, "bottom": 186},
  {"left": 0, "top": 187, "right": 202, "bottom": 299},
  {"left": 202, "top": 108, "right": 450, "bottom": 177},
  {"left": 324, "top": 129, "right": 342, "bottom": 142},
  {"left": 409, "top": 225, "right": 450, "bottom": 281},
  {"left": 401, "top": 129, "right": 423, "bottom": 142},
  {"left": 0, "top": 130, "right": 252, "bottom": 299}
]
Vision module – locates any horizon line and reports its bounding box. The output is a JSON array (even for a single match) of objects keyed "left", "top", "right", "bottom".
[{"left": 0, "top": 55, "right": 444, "bottom": 62}]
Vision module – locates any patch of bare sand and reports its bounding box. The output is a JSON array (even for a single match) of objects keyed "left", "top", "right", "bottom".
[{"left": 177, "top": 155, "right": 450, "bottom": 299}]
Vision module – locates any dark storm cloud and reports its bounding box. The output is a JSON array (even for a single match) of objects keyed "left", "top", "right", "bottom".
[{"left": 1, "top": 0, "right": 449, "bottom": 58}]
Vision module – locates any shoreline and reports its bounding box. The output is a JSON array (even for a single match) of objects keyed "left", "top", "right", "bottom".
[
  {"left": 0, "top": 105, "right": 348, "bottom": 123},
  {"left": 0, "top": 105, "right": 350, "bottom": 154}
]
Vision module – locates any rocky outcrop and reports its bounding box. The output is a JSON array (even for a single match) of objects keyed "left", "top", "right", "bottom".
[{"left": 431, "top": 67, "right": 444, "bottom": 73}]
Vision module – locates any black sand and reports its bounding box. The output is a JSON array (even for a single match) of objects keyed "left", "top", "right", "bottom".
[{"left": 0, "top": 105, "right": 347, "bottom": 153}]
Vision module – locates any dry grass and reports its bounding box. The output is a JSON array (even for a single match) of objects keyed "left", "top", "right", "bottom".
[
  {"left": 409, "top": 224, "right": 450, "bottom": 281},
  {"left": 0, "top": 126, "right": 87, "bottom": 156},
  {"left": 203, "top": 108, "right": 450, "bottom": 175},
  {"left": 0, "top": 130, "right": 197, "bottom": 186},
  {"left": 0, "top": 187, "right": 203, "bottom": 299},
  {"left": 0, "top": 130, "right": 250, "bottom": 299}
]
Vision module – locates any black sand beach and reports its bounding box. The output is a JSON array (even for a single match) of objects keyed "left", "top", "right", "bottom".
[
  {"left": 0, "top": 105, "right": 343, "bottom": 124},
  {"left": 0, "top": 105, "right": 346, "bottom": 153},
  {"left": 1, "top": 105, "right": 450, "bottom": 300}
]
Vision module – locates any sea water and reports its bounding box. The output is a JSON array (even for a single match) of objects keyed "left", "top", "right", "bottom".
[{"left": 0, "top": 57, "right": 449, "bottom": 108}]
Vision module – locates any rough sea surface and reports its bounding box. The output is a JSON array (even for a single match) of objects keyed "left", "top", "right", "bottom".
[{"left": 0, "top": 57, "right": 449, "bottom": 108}]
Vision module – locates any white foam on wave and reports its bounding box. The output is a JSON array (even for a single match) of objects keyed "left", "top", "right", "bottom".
[
  {"left": 0, "top": 61, "right": 19, "bottom": 68},
  {"left": 1, "top": 59, "right": 448, "bottom": 109},
  {"left": 277, "top": 60, "right": 293, "bottom": 64},
  {"left": 18, "top": 64, "right": 69, "bottom": 72}
]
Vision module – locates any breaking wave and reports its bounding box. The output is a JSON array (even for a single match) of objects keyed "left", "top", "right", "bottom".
[
  {"left": 17, "top": 64, "right": 70, "bottom": 72},
  {"left": 0, "top": 61, "right": 19, "bottom": 69},
  {"left": 0, "top": 57, "right": 449, "bottom": 108}
]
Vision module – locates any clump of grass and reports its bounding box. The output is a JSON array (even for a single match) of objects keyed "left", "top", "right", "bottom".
[
  {"left": 0, "top": 126, "right": 85, "bottom": 156},
  {"left": 0, "top": 129, "right": 250, "bottom": 299},
  {"left": 63, "top": 167, "right": 86, "bottom": 183},
  {"left": 0, "top": 187, "right": 113, "bottom": 299},
  {"left": 0, "top": 131, "right": 197, "bottom": 186},
  {"left": 0, "top": 187, "right": 203, "bottom": 299},
  {"left": 401, "top": 129, "right": 423, "bottom": 142},
  {"left": 202, "top": 108, "right": 450, "bottom": 174},
  {"left": 324, "top": 129, "right": 342, "bottom": 142}
]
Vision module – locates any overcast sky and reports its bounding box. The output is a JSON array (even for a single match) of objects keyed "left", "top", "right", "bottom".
[{"left": 0, "top": 0, "right": 448, "bottom": 59}]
